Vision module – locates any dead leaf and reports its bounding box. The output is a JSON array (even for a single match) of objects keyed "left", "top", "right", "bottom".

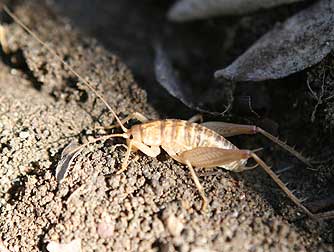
[
  {"left": 154, "top": 43, "right": 230, "bottom": 115},
  {"left": 168, "top": 0, "right": 303, "bottom": 21},
  {"left": 55, "top": 141, "right": 82, "bottom": 183},
  {"left": 215, "top": 0, "right": 334, "bottom": 81}
]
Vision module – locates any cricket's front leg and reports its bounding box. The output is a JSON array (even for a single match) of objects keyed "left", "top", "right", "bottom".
[
  {"left": 116, "top": 140, "right": 160, "bottom": 174},
  {"left": 116, "top": 112, "right": 149, "bottom": 125},
  {"left": 116, "top": 140, "right": 134, "bottom": 174},
  {"left": 98, "top": 112, "right": 149, "bottom": 131}
]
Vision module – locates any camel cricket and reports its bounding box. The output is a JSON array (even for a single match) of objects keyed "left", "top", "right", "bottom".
[{"left": 3, "top": 5, "right": 331, "bottom": 219}]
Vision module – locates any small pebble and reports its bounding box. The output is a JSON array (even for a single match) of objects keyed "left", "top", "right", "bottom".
[
  {"left": 19, "top": 131, "right": 30, "bottom": 139},
  {"left": 165, "top": 213, "right": 184, "bottom": 237}
]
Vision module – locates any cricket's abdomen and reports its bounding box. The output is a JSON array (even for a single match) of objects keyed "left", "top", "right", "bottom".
[{"left": 132, "top": 119, "right": 236, "bottom": 151}]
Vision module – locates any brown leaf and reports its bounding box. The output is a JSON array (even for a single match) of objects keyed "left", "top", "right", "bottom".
[
  {"left": 55, "top": 141, "right": 82, "bottom": 183},
  {"left": 215, "top": 0, "right": 334, "bottom": 81},
  {"left": 168, "top": 0, "right": 302, "bottom": 21},
  {"left": 154, "top": 43, "right": 230, "bottom": 115}
]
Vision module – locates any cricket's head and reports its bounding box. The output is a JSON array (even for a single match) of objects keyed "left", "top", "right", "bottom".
[{"left": 125, "top": 124, "right": 141, "bottom": 142}]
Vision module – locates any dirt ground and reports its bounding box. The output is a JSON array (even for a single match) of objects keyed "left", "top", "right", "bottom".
[{"left": 0, "top": 1, "right": 333, "bottom": 251}]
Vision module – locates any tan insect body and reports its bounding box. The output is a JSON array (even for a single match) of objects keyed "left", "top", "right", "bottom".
[{"left": 129, "top": 119, "right": 247, "bottom": 171}]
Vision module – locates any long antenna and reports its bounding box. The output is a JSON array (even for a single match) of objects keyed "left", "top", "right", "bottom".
[{"left": 3, "top": 5, "right": 128, "bottom": 133}]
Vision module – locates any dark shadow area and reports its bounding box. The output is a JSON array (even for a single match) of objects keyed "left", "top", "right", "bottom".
[
  {"left": 50, "top": 0, "right": 302, "bottom": 119},
  {"left": 7, "top": 175, "right": 28, "bottom": 205},
  {"left": 51, "top": 0, "right": 192, "bottom": 118},
  {"left": 0, "top": 5, "right": 44, "bottom": 90},
  {"left": 0, "top": 47, "right": 43, "bottom": 90}
]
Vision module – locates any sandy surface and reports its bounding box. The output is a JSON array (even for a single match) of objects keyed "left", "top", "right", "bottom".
[{"left": 0, "top": 1, "right": 333, "bottom": 252}]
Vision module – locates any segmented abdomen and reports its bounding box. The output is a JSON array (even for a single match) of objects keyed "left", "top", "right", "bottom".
[{"left": 136, "top": 119, "right": 237, "bottom": 152}]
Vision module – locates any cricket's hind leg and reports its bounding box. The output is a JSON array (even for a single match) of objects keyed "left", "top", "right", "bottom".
[
  {"left": 176, "top": 147, "right": 251, "bottom": 212},
  {"left": 201, "top": 121, "right": 312, "bottom": 167},
  {"left": 177, "top": 146, "right": 314, "bottom": 218}
]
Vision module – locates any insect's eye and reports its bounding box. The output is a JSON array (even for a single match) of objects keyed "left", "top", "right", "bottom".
[{"left": 129, "top": 135, "right": 134, "bottom": 140}]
